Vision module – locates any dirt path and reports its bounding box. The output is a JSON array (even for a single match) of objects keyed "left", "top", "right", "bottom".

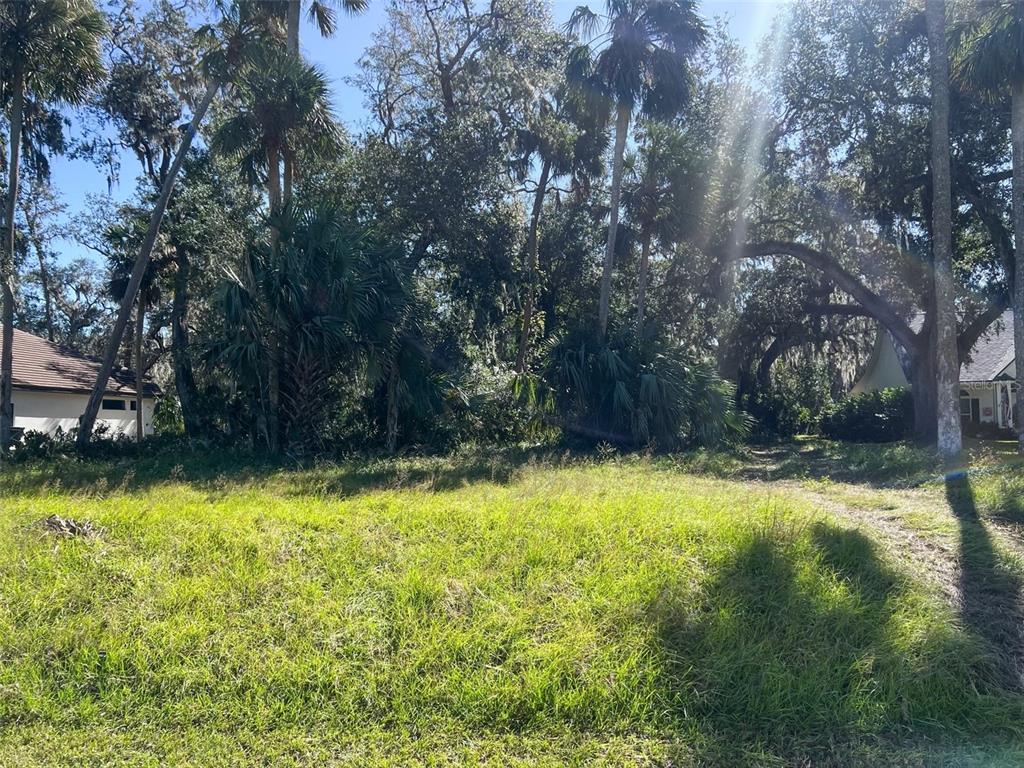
[{"left": 772, "top": 478, "right": 1024, "bottom": 692}]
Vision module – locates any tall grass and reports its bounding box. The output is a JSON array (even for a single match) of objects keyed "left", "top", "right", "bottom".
[{"left": 0, "top": 455, "right": 1021, "bottom": 766}]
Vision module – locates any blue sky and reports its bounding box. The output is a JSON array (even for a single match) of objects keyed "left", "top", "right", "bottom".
[{"left": 48, "top": 0, "right": 790, "bottom": 263}]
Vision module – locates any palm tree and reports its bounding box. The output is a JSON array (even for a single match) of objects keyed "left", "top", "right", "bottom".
[
  {"left": 926, "top": 0, "right": 962, "bottom": 460},
  {"left": 218, "top": 204, "right": 407, "bottom": 454},
  {"left": 77, "top": 3, "right": 271, "bottom": 449},
  {"left": 565, "top": 0, "right": 705, "bottom": 337},
  {"left": 280, "top": 0, "right": 366, "bottom": 222},
  {"left": 623, "top": 120, "right": 701, "bottom": 334},
  {"left": 212, "top": 47, "right": 340, "bottom": 452},
  {"left": 953, "top": 0, "right": 1024, "bottom": 453},
  {"left": 284, "top": 0, "right": 367, "bottom": 55},
  {"left": 0, "top": 0, "right": 105, "bottom": 452},
  {"left": 513, "top": 89, "right": 606, "bottom": 372},
  {"left": 213, "top": 47, "right": 340, "bottom": 217}
]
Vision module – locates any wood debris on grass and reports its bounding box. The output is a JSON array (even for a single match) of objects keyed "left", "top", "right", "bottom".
[{"left": 39, "top": 514, "right": 101, "bottom": 538}]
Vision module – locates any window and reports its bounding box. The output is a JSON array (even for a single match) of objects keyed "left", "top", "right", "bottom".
[
  {"left": 130, "top": 401, "right": 137, "bottom": 411},
  {"left": 102, "top": 399, "right": 126, "bottom": 411}
]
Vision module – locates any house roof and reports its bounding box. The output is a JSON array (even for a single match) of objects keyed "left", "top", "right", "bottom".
[
  {"left": 960, "top": 310, "right": 1015, "bottom": 383},
  {"left": 0, "top": 326, "right": 160, "bottom": 397},
  {"left": 905, "top": 310, "right": 1015, "bottom": 383}
]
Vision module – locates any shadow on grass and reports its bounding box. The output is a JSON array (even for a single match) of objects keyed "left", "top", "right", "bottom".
[
  {"left": 0, "top": 447, "right": 536, "bottom": 498},
  {"left": 653, "top": 521, "right": 1022, "bottom": 764},
  {"left": 737, "top": 440, "right": 941, "bottom": 488},
  {"left": 280, "top": 453, "right": 527, "bottom": 497},
  {"left": 945, "top": 474, "right": 1024, "bottom": 691}
]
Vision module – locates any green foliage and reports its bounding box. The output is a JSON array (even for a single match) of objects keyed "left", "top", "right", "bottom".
[
  {"left": 7, "top": 427, "right": 73, "bottom": 462},
  {"left": 822, "top": 388, "right": 914, "bottom": 443},
  {"left": 214, "top": 202, "right": 407, "bottom": 453},
  {"left": 565, "top": 0, "right": 707, "bottom": 118},
  {"left": 749, "top": 361, "right": 837, "bottom": 438},
  {"left": 151, "top": 394, "right": 184, "bottom": 436},
  {"left": 530, "top": 328, "right": 748, "bottom": 450},
  {"left": 212, "top": 44, "right": 341, "bottom": 192},
  {"left": 952, "top": 0, "right": 1024, "bottom": 99}
]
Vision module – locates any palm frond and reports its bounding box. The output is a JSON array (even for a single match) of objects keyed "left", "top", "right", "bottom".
[{"left": 565, "top": 5, "right": 603, "bottom": 39}]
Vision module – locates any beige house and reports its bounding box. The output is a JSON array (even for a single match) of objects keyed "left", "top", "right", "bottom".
[
  {"left": 853, "top": 310, "right": 1017, "bottom": 431},
  {"left": 0, "top": 327, "right": 158, "bottom": 439}
]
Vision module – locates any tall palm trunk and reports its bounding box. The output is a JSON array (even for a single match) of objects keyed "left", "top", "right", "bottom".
[
  {"left": 77, "top": 79, "right": 220, "bottom": 448},
  {"left": 24, "top": 212, "right": 55, "bottom": 342},
  {"left": 1012, "top": 78, "right": 1024, "bottom": 453},
  {"left": 515, "top": 157, "right": 551, "bottom": 372},
  {"left": 267, "top": 328, "right": 282, "bottom": 454},
  {"left": 171, "top": 245, "right": 202, "bottom": 439},
  {"left": 636, "top": 229, "right": 652, "bottom": 333},
  {"left": 1, "top": 64, "right": 24, "bottom": 453},
  {"left": 283, "top": 148, "right": 295, "bottom": 206},
  {"left": 266, "top": 145, "right": 283, "bottom": 454},
  {"left": 135, "top": 297, "right": 145, "bottom": 442},
  {"left": 287, "top": 0, "right": 300, "bottom": 53},
  {"left": 268, "top": 145, "right": 282, "bottom": 238},
  {"left": 385, "top": 362, "right": 399, "bottom": 454},
  {"left": 599, "top": 103, "right": 631, "bottom": 336},
  {"left": 926, "top": 0, "right": 962, "bottom": 460},
  {"left": 285, "top": 4, "right": 300, "bottom": 218},
  {"left": 35, "top": 248, "right": 55, "bottom": 343}
]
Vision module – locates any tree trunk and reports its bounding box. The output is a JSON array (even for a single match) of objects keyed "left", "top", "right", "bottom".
[
  {"left": 36, "top": 249, "right": 54, "bottom": 343},
  {"left": 24, "top": 208, "right": 55, "bottom": 342},
  {"left": 171, "top": 245, "right": 202, "bottom": 439},
  {"left": 267, "top": 328, "right": 282, "bottom": 454},
  {"left": 515, "top": 157, "right": 551, "bottom": 372},
  {"left": 385, "top": 362, "right": 399, "bottom": 454},
  {"left": 266, "top": 145, "right": 283, "bottom": 454},
  {"left": 636, "top": 229, "right": 652, "bottom": 333},
  {"left": 910, "top": 346, "right": 939, "bottom": 445},
  {"left": 283, "top": 148, "right": 294, "bottom": 207},
  {"left": 926, "top": 0, "right": 962, "bottom": 460},
  {"left": 77, "top": 79, "right": 220, "bottom": 448},
  {"left": 1012, "top": 80, "right": 1024, "bottom": 453},
  {"left": 268, "top": 145, "right": 282, "bottom": 250},
  {"left": 267, "top": 146, "right": 282, "bottom": 214},
  {"left": 287, "top": 0, "right": 300, "bottom": 54},
  {"left": 1, "top": 64, "right": 24, "bottom": 454},
  {"left": 599, "top": 103, "right": 631, "bottom": 337},
  {"left": 284, "top": 0, "right": 299, "bottom": 212},
  {"left": 135, "top": 298, "right": 145, "bottom": 442}
]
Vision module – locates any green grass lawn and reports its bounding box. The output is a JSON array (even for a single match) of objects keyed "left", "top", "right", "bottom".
[{"left": 1, "top": 448, "right": 1023, "bottom": 766}]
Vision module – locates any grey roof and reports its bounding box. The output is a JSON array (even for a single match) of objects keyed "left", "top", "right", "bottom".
[
  {"left": 898, "top": 310, "right": 1015, "bottom": 383},
  {"left": 960, "top": 309, "right": 1015, "bottom": 383}
]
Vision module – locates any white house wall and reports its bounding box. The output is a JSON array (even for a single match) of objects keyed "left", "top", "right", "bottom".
[
  {"left": 961, "top": 384, "right": 998, "bottom": 424},
  {"left": 12, "top": 389, "right": 155, "bottom": 438}
]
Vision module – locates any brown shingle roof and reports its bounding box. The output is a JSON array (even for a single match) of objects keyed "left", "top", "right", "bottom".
[{"left": 0, "top": 327, "right": 160, "bottom": 397}]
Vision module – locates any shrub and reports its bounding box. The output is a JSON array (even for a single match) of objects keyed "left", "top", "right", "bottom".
[
  {"left": 524, "top": 328, "right": 750, "bottom": 451},
  {"left": 821, "top": 388, "right": 913, "bottom": 443},
  {"left": 152, "top": 394, "right": 185, "bottom": 436},
  {"left": 8, "top": 428, "right": 74, "bottom": 462},
  {"left": 749, "top": 361, "right": 836, "bottom": 438}
]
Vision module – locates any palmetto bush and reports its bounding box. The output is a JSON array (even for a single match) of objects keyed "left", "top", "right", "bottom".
[
  {"left": 524, "top": 327, "right": 748, "bottom": 450},
  {"left": 214, "top": 203, "right": 407, "bottom": 453}
]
